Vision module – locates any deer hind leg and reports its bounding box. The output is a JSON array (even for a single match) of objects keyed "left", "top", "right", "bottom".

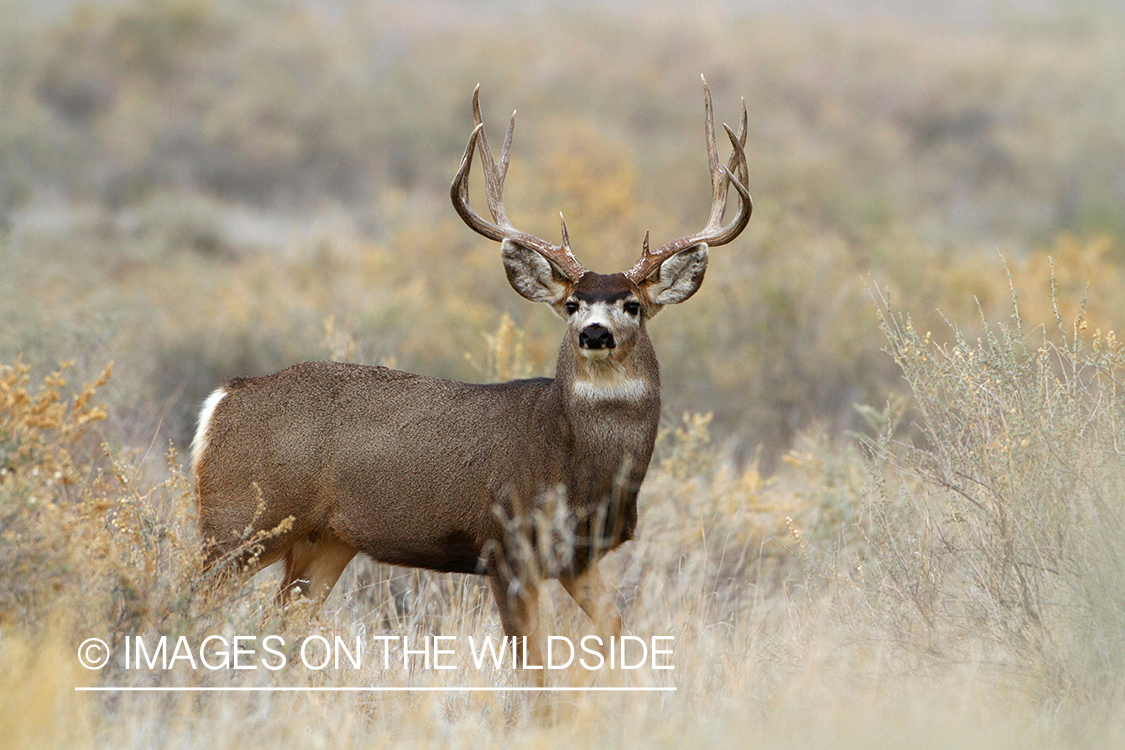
[
  {"left": 488, "top": 568, "right": 544, "bottom": 684},
  {"left": 560, "top": 561, "right": 622, "bottom": 648},
  {"left": 277, "top": 530, "right": 357, "bottom": 608}
]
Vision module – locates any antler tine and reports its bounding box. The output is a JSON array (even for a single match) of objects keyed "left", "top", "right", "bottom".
[
  {"left": 719, "top": 98, "right": 749, "bottom": 225},
  {"left": 451, "top": 122, "right": 498, "bottom": 241},
  {"left": 559, "top": 213, "right": 572, "bottom": 250},
  {"left": 625, "top": 77, "right": 753, "bottom": 284},
  {"left": 712, "top": 122, "right": 752, "bottom": 243},
  {"left": 451, "top": 86, "right": 587, "bottom": 282},
  {"left": 471, "top": 85, "right": 516, "bottom": 229},
  {"left": 702, "top": 77, "right": 724, "bottom": 232}
]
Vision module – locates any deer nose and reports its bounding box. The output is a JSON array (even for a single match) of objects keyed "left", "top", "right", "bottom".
[{"left": 579, "top": 323, "right": 615, "bottom": 350}]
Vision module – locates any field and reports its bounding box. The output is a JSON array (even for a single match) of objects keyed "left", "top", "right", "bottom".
[{"left": 2, "top": 0, "right": 1125, "bottom": 746}]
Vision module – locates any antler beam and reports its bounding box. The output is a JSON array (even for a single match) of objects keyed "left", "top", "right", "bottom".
[
  {"left": 451, "top": 86, "right": 588, "bottom": 283},
  {"left": 625, "top": 76, "right": 752, "bottom": 284}
]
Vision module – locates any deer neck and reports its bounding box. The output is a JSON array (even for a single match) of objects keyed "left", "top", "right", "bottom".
[
  {"left": 553, "top": 332, "right": 661, "bottom": 423},
  {"left": 550, "top": 330, "right": 660, "bottom": 544}
]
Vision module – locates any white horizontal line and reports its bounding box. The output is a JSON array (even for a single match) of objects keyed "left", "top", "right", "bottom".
[{"left": 75, "top": 686, "right": 675, "bottom": 693}]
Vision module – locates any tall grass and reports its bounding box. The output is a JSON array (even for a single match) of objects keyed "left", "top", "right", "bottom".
[
  {"left": 3, "top": 286, "right": 1125, "bottom": 746},
  {"left": 864, "top": 281, "right": 1125, "bottom": 703}
]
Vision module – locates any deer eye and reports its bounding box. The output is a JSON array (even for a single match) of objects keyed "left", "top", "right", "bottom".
[
  {"left": 624, "top": 301, "right": 641, "bottom": 316},
  {"left": 565, "top": 301, "right": 580, "bottom": 315}
]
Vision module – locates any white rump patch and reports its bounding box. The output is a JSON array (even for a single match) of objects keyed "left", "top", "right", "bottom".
[
  {"left": 191, "top": 388, "right": 227, "bottom": 477},
  {"left": 572, "top": 377, "right": 648, "bottom": 402}
]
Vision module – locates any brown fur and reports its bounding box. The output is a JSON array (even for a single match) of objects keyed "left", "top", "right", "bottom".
[
  {"left": 195, "top": 298, "right": 662, "bottom": 673},
  {"left": 198, "top": 341, "right": 658, "bottom": 577}
]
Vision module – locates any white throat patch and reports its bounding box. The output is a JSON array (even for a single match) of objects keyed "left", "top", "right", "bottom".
[{"left": 572, "top": 377, "right": 648, "bottom": 402}]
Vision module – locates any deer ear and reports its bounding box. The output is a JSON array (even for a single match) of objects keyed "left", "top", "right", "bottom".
[
  {"left": 639, "top": 245, "right": 709, "bottom": 309},
  {"left": 501, "top": 239, "right": 573, "bottom": 305}
]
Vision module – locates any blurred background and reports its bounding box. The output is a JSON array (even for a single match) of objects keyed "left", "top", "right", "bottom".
[
  {"left": 2, "top": 0, "right": 1124, "bottom": 468},
  {"left": 5, "top": 5, "right": 1125, "bottom": 744}
]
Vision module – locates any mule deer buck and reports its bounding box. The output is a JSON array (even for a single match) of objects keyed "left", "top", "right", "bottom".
[{"left": 193, "top": 77, "right": 751, "bottom": 673}]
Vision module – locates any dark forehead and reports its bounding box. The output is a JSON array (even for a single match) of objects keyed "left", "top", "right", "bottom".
[{"left": 572, "top": 272, "right": 637, "bottom": 303}]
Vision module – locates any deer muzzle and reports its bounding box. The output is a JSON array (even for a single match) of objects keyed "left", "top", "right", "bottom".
[{"left": 579, "top": 323, "right": 616, "bottom": 351}]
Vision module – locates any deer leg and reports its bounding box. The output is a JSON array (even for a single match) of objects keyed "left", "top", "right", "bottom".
[
  {"left": 560, "top": 562, "right": 621, "bottom": 648},
  {"left": 277, "top": 531, "right": 357, "bottom": 607},
  {"left": 488, "top": 569, "right": 544, "bottom": 684}
]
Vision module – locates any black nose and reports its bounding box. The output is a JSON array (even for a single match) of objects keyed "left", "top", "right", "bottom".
[{"left": 579, "top": 324, "right": 616, "bottom": 350}]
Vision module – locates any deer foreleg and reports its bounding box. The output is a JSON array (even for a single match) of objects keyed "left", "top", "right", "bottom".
[
  {"left": 560, "top": 561, "right": 621, "bottom": 648},
  {"left": 488, "top": 568, "right": 544, "bottom": 685}
]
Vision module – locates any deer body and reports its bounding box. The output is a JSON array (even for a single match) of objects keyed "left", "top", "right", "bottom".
[
  {"left": 194, "top": 79, "right": 751, "bottom": 676},
  {"left": 196, "top": 325, "right": 658, "bottom": 577}
]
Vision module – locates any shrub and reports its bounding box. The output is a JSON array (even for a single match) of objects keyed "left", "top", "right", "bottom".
[{"left": 865, "top": 282, "right": 1125, "bottom": 701}]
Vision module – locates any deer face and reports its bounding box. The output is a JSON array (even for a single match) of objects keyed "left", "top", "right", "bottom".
[
  {"left": 563, "top": 273, "right": 644, "bottom": 363},
  {"left": 499, "top": 243, "right": 647, "bottom": 366},
  {"left": 500, "top": 239, "right": 712, "bottom": 367},
  {"left": 453, "top": 78, "right": 751, "bottom": 380}
]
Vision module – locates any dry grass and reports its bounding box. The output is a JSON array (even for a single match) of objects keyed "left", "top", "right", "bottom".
[
  {"left": 865, "top": 280, "right": 1125, "bottom": 705},
  {"left": 3, "top": 293, "right": 1125, "bottom": 746}
]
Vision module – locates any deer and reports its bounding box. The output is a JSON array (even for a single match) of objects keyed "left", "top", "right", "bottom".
[{"left": 192, "top": 77, "right": 751, "bottom": 676}]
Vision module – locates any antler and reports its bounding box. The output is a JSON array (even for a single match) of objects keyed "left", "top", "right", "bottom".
[
  {"left": 451, "top": 85, "right": 588, "bottom": 283},
  {"left": 625, "top": 76, "right": 752, "bottom": 284}
]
